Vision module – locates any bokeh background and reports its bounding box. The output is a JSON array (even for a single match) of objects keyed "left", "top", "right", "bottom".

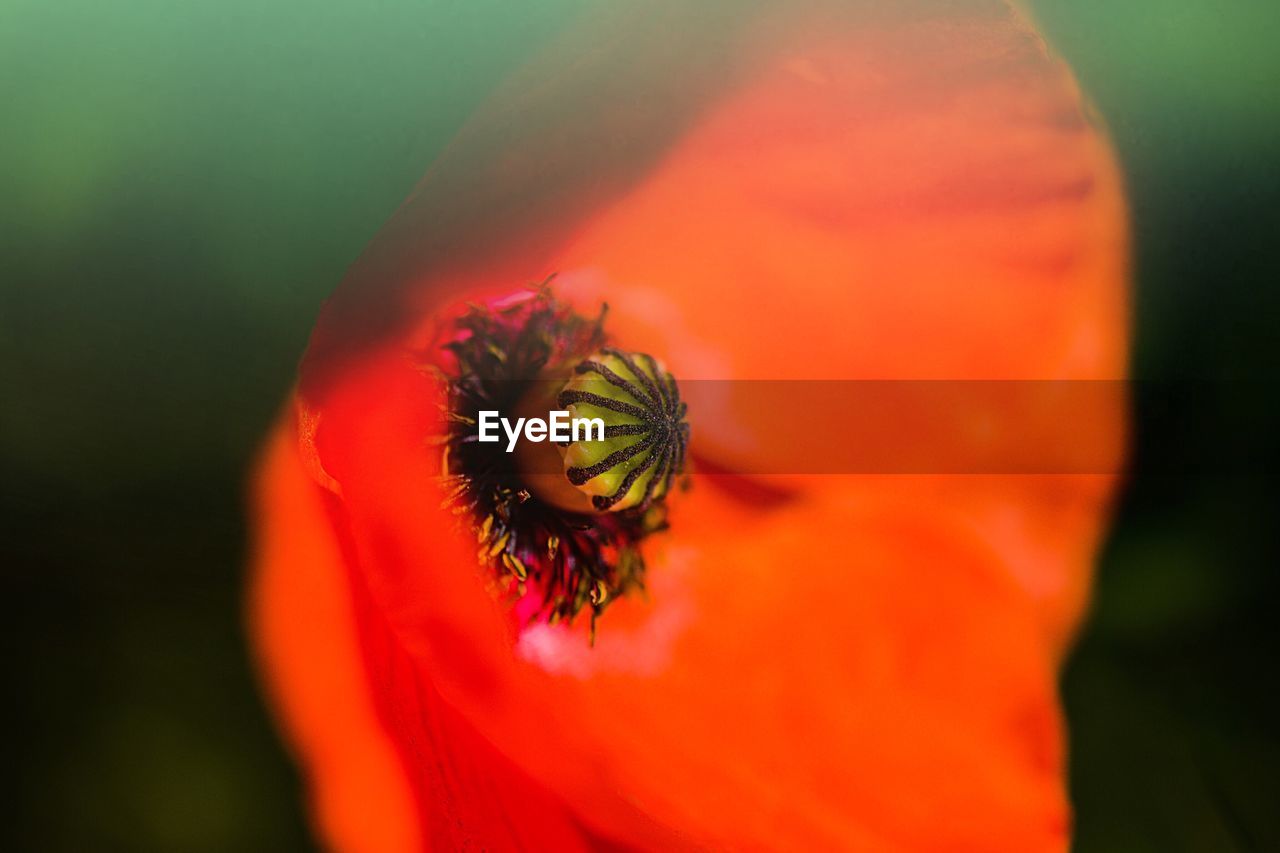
[{"left": 4, "top": 1, "right": 1277, "bottom": 849}]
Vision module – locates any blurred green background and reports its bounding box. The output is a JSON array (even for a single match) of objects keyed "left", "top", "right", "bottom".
[{"left": 3, "top": 1, "right": 1277, "bottom": 849}]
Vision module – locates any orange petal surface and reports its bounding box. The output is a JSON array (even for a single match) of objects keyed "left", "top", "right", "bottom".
[{"left": 252, "top": 0, "right": 1128, "bottom": 849}]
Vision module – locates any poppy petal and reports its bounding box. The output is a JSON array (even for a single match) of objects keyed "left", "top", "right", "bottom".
[
  {"left": 254, "top": 0, "right": 1128, "bottom": 848},
  {"left": 252, "top": 419, "right": 608, "bottom": 850}
]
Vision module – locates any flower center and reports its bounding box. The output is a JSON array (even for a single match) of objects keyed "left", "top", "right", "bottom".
[{"left": 432, "top": 283, "right": 689, "bottom": 633}]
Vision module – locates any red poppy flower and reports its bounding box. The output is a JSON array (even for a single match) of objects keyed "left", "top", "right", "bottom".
[{"left": 249, "top": 1, "right": 1128, "bottom": 849}]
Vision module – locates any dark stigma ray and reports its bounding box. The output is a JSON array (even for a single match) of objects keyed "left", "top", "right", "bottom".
[
  {"left": 664, "top": 369, "right": 680, "bottom": 408},
  {"left": 558, "top": 390, "right": 652, "bottom": 421},
  {"left": 603, "top": 423, "right": 651, "bottom": 437},
  {"left": 575, "top": 360, "right": 657, "bottom": 406},
  {"left": 639, "top": 438, "right": 674, "bottom": 507},
  {"left": 593, "top": 443, "right": 663, "bottom": 511},
  {"left": 566, "top": 433, "right": 657, "bottom": 485},
  {"left": 607, "top": 347, "right": 667, "bottom": 408},
  {"left": 639, "top": 351, "right": 673, "bottom": 410}
]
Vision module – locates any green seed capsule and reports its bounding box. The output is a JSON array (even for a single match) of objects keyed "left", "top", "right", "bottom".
[{"left": 557, "top": 349, "right": 689, "bottom": 512}]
